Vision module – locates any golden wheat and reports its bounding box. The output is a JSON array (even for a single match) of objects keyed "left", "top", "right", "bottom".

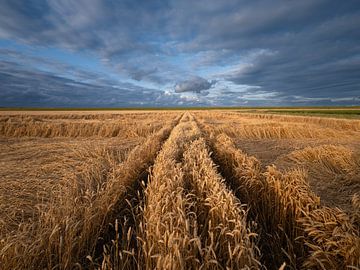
[
  {"left": 198, "top": 119, "right": 359, "bottom": 269},
  {"left": 182, "top": 137, "right": 260, "bottom": 269},
  {"left": 1, "top": 110, "right": 359, "bottom": 270},
  {"left": 0, "top": 114, "right": 180, "bottom": 269},
  {"left": 140, "top": 113, "right": 201, "bottom": 269},
  {"left": 195, "top": 111, "right": 360, "bottom": 140},
  {"left": 237, "top": 112, "right": 360, "bottom": 131}
]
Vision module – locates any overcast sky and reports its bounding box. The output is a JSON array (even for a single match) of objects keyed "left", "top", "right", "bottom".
[{"left": 0, "top": 0, "right": 359, "bottom": 107}]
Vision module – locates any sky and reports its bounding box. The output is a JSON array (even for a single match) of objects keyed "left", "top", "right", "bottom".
[{"left": 0, "top": 0, "right": 359, "bottom": 107}]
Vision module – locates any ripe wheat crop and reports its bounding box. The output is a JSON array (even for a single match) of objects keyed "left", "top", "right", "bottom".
[{"left": 0, "top": 110, "right": 359, "bottom": 269}]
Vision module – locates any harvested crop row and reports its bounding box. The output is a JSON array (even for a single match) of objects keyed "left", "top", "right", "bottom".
[
  {"left": 139, "top": 113, "right": 260, "bottom": 270},
  {"left": 0, "top": 118, "right": 165, "bottom": 138},
  {"left": 207, "top": 133, "right": 310, "bottom": 269},
  {"left": 221, "top": 122, "right": 341, "bottom": 139},
  {"left": 0, "top": 115, "right": 181, "bottom": 270},
  {"left": 0, "top": 142, "right": 136, "bottom": 238},
  {"left": 141, "top": 113, "right": 202, "bottom": 269},
  {"left": 234, "top": 112, "right": 360, "bottom": 131},
  {"left": 198, "top": 120, "right": 360, "bottom": 269},
  {"left": 208, "top": 120, "right": 347, "bottom": 140},
  {"left": 202, "top": 111, "right": 360, "bottom": 132},
  {"left": 280, "top": 144, "right": 360, "bottom": 211},
  {"left": 195, "top": 111, "right": 359, "bottom": 139},
  {"left": 182, "top": 138, "right": 260, "bottom": 269},
  {"left": 0, "top": 112, "right": 171, "bottom": 122},
  {"left": 285, "top": 144, "right": 359, "bottom": 175},
  {"left": 299, "top": 206, "right": 360, "bottom": 269}
]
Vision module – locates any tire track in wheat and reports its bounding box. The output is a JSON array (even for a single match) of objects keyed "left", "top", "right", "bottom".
[
  {"left": 140, "top": 112, "right": 202, "bottom": 269},
  {"left": 0, "top": 114, "right": 182, "bottom": 270},
  {"left": 182, "top": 137, "right": 260, "bottom": 269},
  {"left": 197, "top": 115, "right": 360, "bottom": 270},
  {"left": 141, "top": 113, "right": 261, "bottom": 270}
]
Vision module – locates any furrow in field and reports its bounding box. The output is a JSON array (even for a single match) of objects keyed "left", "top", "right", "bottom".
[
  {"left": 182, "top": 137, "right": 260, "bottom": 269},
  {"left": 0, "top": 114, "right": 182, "bottom": 270},
  {"left": 140, "top": 112, "right": 202, "bottom": 269},
  {"left": 197, "top": 119, "right": 360, "bottom": 269},
  {"left": 141, "top": 113, "right": 261, "bottom": 270}
]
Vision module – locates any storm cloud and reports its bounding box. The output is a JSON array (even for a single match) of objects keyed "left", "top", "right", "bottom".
[
  {"left": 174, "top": 77, "right": 216, "bottom": 93},
  {"left": 0, "top": 0, "right": 359, "bottom": 107}
]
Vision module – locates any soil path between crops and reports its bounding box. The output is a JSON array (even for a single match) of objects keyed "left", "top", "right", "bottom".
[{"left": 91, "top": 113, "right": 184, "bottom": 267}]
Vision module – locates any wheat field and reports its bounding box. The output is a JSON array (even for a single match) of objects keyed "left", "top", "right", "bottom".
[{"left": 0, "top": 110, "right": 359, "bottom": 270}]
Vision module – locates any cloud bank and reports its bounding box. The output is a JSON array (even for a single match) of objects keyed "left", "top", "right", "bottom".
[{"left": 0, "top": 0, "right": 359, "bottom": 106}]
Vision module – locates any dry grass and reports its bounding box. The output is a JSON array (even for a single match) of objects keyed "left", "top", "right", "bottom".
[
  {"left": 0, "top": 113, "right": 173, "bottom": 138},
  {"left": 236, "top": 112, "right": 360, "bottom": 131},
  {"left": 205, "top": 132, "right": 309, "bottom": 269},
  {"left": 0, "top": 113, "right": 179, "bottom": 269},
  {"left": 278, "top": 145, "right": 360, "bottom": 212},
  {"left": 286, "top": 145, "right": 358, "bottom": 174},
  {"left": 138, "top": 114, "right": 259, "bottom": 269},
  {"left": 1, "top": 110, "right": 359, "bottom": 270},
  {"left": 196, "top": 111, "right": 360, "bottom": 140},
  {"left": 1, "top": 142, "right": 132, "bottom": 269},
  {"left": 199, "top": 119, "right": 359, "bottom": 269},
  {"left": 182, "top": 138, "right": 260, "bottom": 269},
  {"left": 209, "top": 119, "right": 351, "bottom": 140},
  {"left": 299, "top": 206, "right": 360, "bottom": 269},
  {"left": 141, "top": 113, "right": 201, "bottom": 269}
]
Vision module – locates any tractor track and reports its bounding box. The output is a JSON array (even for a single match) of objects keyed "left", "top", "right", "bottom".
[{"left": 1, "top": 112, "right": 359, "bottom": 270}]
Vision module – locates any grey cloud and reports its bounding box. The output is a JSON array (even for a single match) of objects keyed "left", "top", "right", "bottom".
[
  {"left": 0, "top": 59, "right": 169, "bottom": 107},
  {"left": 0, "top": 57, "right": 215, "bottom": 107},
  {"left": 168, "top": 1, "right": 360, "bottom": 104},
  {"left": 0, "top": 1, "right": 166, "bottom": 60},
  {"left": 116, "top": 62, "right": 173, "bottom": 84},
  {"left": 174, "top": 77, "right": 216, "bottom": 93},
  {"left": 129, "top": 67, "right": 158, "bottom": 82},
  {"left": 1, "top": 0, "right": 360, "bottom": 106}
]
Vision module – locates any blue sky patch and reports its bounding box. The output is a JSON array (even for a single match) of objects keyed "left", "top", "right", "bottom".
[{"left": 0, "top": 0, "right": 359, "bottom": 107}]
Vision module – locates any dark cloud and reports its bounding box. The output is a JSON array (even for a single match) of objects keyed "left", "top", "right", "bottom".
[
  {"left": 171, "top": 1, "right": 360, "bottom": 104},
  {"left": 0, "top": 57, "right": 217, "bottom": 107},
  {"left": 174, "top": 77, "right": 216, "bottom": 93},
  {"left": 0, "top": 59, "right": 168, "bottom": 107},
  {"left": 0, "top": 0, "right": 360, "bottom": 106}
]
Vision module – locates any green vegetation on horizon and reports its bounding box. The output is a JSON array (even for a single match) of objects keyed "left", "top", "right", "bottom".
[
  {"left": 260, "top": 109, "right": 360, "bottom": 119},
  {"left": 1, "top": 106, "right": 360, "bottom": 119}
]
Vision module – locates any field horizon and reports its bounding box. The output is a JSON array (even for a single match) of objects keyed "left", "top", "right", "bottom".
[{"left": 1, "top": 105, "right": 360, "bottom": 110}]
